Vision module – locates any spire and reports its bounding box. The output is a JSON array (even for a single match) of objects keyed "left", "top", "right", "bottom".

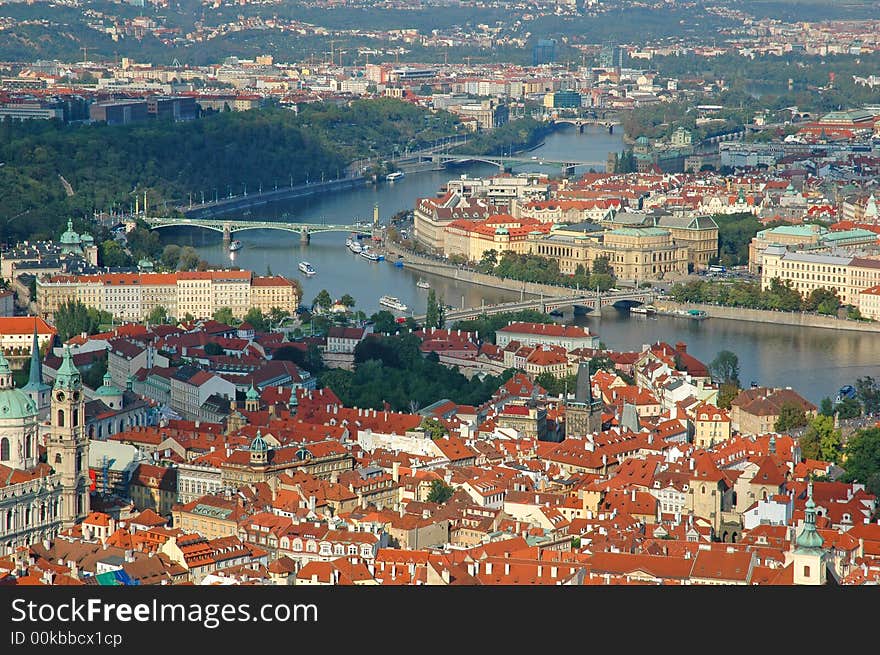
[
  {"left": 573, "top": 360, "right": 593, "bottom": 405},
  {"left": 621, "top": 402, "right": 640, "bottom": 433},
  {"left": 53, "top": 346, "right": 82, "bottom": 390},
  {"left": 769, "top": 434, "right": 776, "bottom": 456},
  {"left": 795, "top": 480, "right": 824, "bottom": 552},
  {"left": 23, "top": 322, "right": 45, "bottom": 389}
]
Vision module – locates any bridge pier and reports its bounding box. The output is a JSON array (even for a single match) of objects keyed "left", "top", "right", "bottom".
[
  {"left": 222, "top": 222, "right": 232, "bottom": 244},
  {"left": 300, "top": 227, "right": 310, "bottom": 244}
]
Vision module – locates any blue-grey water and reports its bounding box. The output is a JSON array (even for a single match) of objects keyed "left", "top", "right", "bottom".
[{"left": 157, "top": 125, "right": 880, "bottom": 403}]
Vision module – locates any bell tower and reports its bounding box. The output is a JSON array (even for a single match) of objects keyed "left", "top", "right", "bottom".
[{"left": 46, "top": 347, "right": 90, "bottom": 528}]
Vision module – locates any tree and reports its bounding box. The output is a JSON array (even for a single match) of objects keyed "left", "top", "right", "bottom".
[
  {"left": 99, "top": 239, "right": 131, "bottom": 267},
  {"left": 177, "top": 246, "right": 200, "bottom": 271},
  {"left": 204, "top": 342, "right": 224, "bottom": 356},
  {"left": 147, "top": 305, "right": 167, "bottom": 325},
  {"left": 369, "top": 310, "right": 399, "bottom": 334},
  {"left": 53, "top": 299, "right": 97, "bottom": 341},
  {"left": 419, "top": 417, "right": 448, "bottom": 440},
  {"left": 243, "top": 307, "right": 269, "bottom": 332},
  {"left": 774, "top": 401, "right": 808, "bottom": 432},
  {"left": 709, "top": 350, "right": 740, "bottom": 386},
  {"left": 425, "top": 289, "right": 441, "bottom": 329},
  {"left": 268, "top": 306, "right": 288, "bottom": 326},
  {"left": 841, "top": 427, "right": 880, "bottom": 496},
  {"left": 800, "top": 415, "right": 842, "bottom": 462},
  {"left": 427, "top": 480, "right": 454, "bottom": 504},
  {"left": 213, "top": 307, "right": 236, "bottom": 325},
  {"left": 856, "top": 376, "right": 880, "bottom": 415},
  {"left": 313, "top": 289, "right": 333, "bottom": 311},
  {"left": 478, "top": 249, "right": 498, "bottom": 273},
  {"left": 592, "top": 255, "right": 611, "bottom": 275},
  {"left": 837, "top": 396, "right": 862, "bottom": 419},
  {"left": 80, "top": 352, "right": 108, "bottom": 390},
  {"left": 161, "top": 244, "right": 181, "bottom": 269},
  {"left": 340, "top": 293, "right": 356, "bottom": 308},
  {"left": 717, "top": 382, "right": 739, "bottom": 410},
  {"left": 819, "top": 397, "right": 835, "bottom": 417}
]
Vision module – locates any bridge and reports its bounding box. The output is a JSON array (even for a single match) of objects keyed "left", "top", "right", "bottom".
[
  {"left": 427, "top": 153, "right": 607, "bottom": 174},
  {"left": 413, "top": 289, "right": 654, "bottom": 323},
  {"left": 551, "top": 117, "right": 620, "bottom": 134},
  {"left": 143, "top": 216, "right": 371, "bottom": 243}
]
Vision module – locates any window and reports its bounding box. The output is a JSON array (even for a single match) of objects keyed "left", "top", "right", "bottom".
[
  {"left": 803, "top": 565, "right": 810, "bottom": 578},
  {"left": 0, "top": 438, "right": 9, "bottom": 461},
  {"left": 57, "top": 410, "right": 65, "bottom": 427}
]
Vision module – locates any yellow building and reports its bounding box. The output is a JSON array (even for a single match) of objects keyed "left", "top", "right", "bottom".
[
  {"left": 600, "top": 227, "right": 689, "bottom": 281},
  {"left": 37, "top": 270, "right": 300, "bottom": 321},
  {"left": 694, "top": 404, "right": 732, "bottom": 449},
  {"left": 444, "top": 215, "right": 552, "bottom": 262},
  {"left": 654, "top": 215, "right": 719, "bottom": 272},
  {"left": 760, "top": 246, "right": 880, "bottom": 306}
]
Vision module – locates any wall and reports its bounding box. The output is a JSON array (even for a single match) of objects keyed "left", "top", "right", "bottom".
[{"left": 657, "top": 301, "right": 880, "bottom": 333}]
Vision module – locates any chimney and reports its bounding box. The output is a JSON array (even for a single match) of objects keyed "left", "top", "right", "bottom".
[
  {"left": 504, "top": 562, "right": 510, "bottom": 575},
  {"left": 125, "top": 549, "right": 135, "bottom": 563},
  {"left": 392, "top": 461, "right": 400, "bottom": 483},
  {"left": 631, "top": 489, "right": 636, "bottom": 502},
  {"left": 485, "top": 561, "right": 493, "bottom": 575}
]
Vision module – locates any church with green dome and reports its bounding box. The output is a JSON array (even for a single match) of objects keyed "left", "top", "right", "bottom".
[{"left": 0, "top": 347, "right": 89, "bottom": 552}]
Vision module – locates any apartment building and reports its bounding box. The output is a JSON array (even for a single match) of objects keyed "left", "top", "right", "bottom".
[
  {"left": 36, "top": 270, "right": 300, "bottom": 321},
  {"left": 760, "top": 245, "right": 880, "bottom": 306}
]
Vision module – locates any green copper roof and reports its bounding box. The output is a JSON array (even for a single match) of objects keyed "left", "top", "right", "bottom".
[
  {"left": 22, "top": 324, "right": 50, "bottom": 393},
  {"left": 60, "top": 219, "right": 81, "bottom": 245},
  {"left": 795, "top": 482, "right": 824, "bottom": 552},
  {"left": 250, "top": 430, "right": 268, "bottom": 453},
  {"left": 96, "top": 372, "right": 122, "bottom": 396},
  {"left": 246, "top": 384, "right": 259, "bottom": 400},
  {"left": 54, "top": 346, "right": 82, "bottom": 391},
  {"left": 0, "top": 351, "right": 37, "bottom": 420}
]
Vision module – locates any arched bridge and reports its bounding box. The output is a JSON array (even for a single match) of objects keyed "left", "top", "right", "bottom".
[
  {"left": 143, "top": 216, "right": 372, "bottom": 242},
  {"left": 428, "top": 153, "right": 606, "bottom": 173},
  {"left": 551, "top": 118, "right": 620, "bottom": 134},
  {"left": 413, "top": 290, "right": 654, "bottom": 323}
]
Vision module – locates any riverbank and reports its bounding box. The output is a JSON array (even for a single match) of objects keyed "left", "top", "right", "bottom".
[
  {"left": 182, "top": 176, "right": 368, "bottom": 219},
  {"left": 386, "top": 241, "right": 577, "bottom": 299},
  {"left": 657, "top": 300, "right": 880, "bottom": 333}
]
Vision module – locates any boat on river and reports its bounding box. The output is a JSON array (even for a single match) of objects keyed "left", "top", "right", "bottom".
[{"left": 379, "top": 295, "right": 408, "bottom": 312}]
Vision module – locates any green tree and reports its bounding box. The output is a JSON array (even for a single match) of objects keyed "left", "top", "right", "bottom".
[
  {"left": 313, "top": 289, "right": 333, "bottom": 311},
  {"left": 340, "top": 293, "right": 356, "bottom": 308},
  {"left": 478, "top": 249, "right": 499, "bottom": 273},
  {"left": 177, "top": 246, "right": 200, "bottom": 271},
  {"left": 161, "top": 244, "right": 181, "bottom": 269},
  {"left": 709, "top": 350, "right": 741, "bottom": 386},
  {"left": 204, "top": 342, "right": 224, "bottom": 356},
  {"left": 819, "top": 397, "right": 835, "bottom": 417},
  {"left": 717, "top": 383, "right": 739, "bottom": 410},
  {"left": 53, "top": 299, "right": 97, "bottom": 341},
  {"left": 426, "top": 479, "right": 454, "bottom": 504},
  {"left": 268, "top": 306, "right": 288, "bottom": 326},
  {"left": 837, "top": 396, "right": 862, "bottom": 420},
  {"left": 243, "top": 307, "right": 269, "bottom": 332},
  {"left": 369, "top": 310, "right": 399, "bottom": 334},
  {"left": 856, "top": 376, "right": 880, "bottom": 415},
  {"left": 592, "top": 255, "right": 611, "bottom": 276},
  {"left": 213, "top": 307, "right": 236, "bottom": 325},
  {"left": 800, "top": 414, "right": 842, "bottom": 462},
  {"left": 841, "top": 427, "right": 880, "bottom": 496},
  {"left": 425, "top": 288, "right": 441, "bottom": 329},
  {"left": 774, "top": 401, "right": 808, "bottom": 432},
  {"left": 80, "top": 352, "right": 108, "bottom": 390},
  {"left": 99, "top": 239, "right": 131, "bottom": 267},
  {"left": 419, "top": 417, "right": 448, "bottom": 440},
  {"left": 147, "top": 305, "right": 167, "bottom": 325}
]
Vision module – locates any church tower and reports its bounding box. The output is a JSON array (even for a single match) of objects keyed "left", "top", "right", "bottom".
[
  {"left": 21, "top": 322, "right": 51, "bottom": 414},
  {"left": 46, "top": 347, "right": 90, "bottom": 529},
  {"left": 792, "top": 481, "right": 827, "bottom": 585},
  {"left": 565, "top": 360, "right": 603, "bottom": 437},
  {"left": 245, "top": 384, "right": 260, "bottom": 413}
]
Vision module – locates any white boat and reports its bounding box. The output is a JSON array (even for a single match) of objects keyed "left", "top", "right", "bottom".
[
  {"left": 228, "top": 240, "right": 243, "bottom": 252},
  {"left": 345, "top": 237, "right": 353, "bottom": 248},
  {"left": 416, "top": 279, "right": 430, "bottom": 289},
  {"left": 349, "top": 240, "right": 363, "bottom": 254},
  {"left": 379, "top": 295, "right": 408, "bottom": 312},
  {"left": 386, "top": 171, "right": 405, "bottom": 182},
  {"left": 298, "top": 261, "right": 316, "bottom": 276},
  {"left": 631, "top": 304, "right": 656, "bottom": 315},
  {"left": 361, "top": 249, "right": 381, "bottom": 262}
]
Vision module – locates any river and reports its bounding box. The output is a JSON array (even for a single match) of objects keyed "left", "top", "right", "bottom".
[{"left": 157, "top": 124, "right": 880, "bottom": 404}]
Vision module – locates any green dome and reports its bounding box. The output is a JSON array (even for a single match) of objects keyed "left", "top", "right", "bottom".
[
  {"left": 60, "top": 219, "right": 81, "bottom": 245},
  {"left": 246, "top": 384, "right": 260, "bottom": 401},
  {"left": 0, "top": 387, "right": 37, "bottom": 420},
  {"left": 795, "top": 483, "right": 825, "bottom": 552},
  {"left": 250, "top": 430, "right": 268, "bottom": 453},
  {"left": 96, "top": 372, "right": 122, "bottom": 397}
]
